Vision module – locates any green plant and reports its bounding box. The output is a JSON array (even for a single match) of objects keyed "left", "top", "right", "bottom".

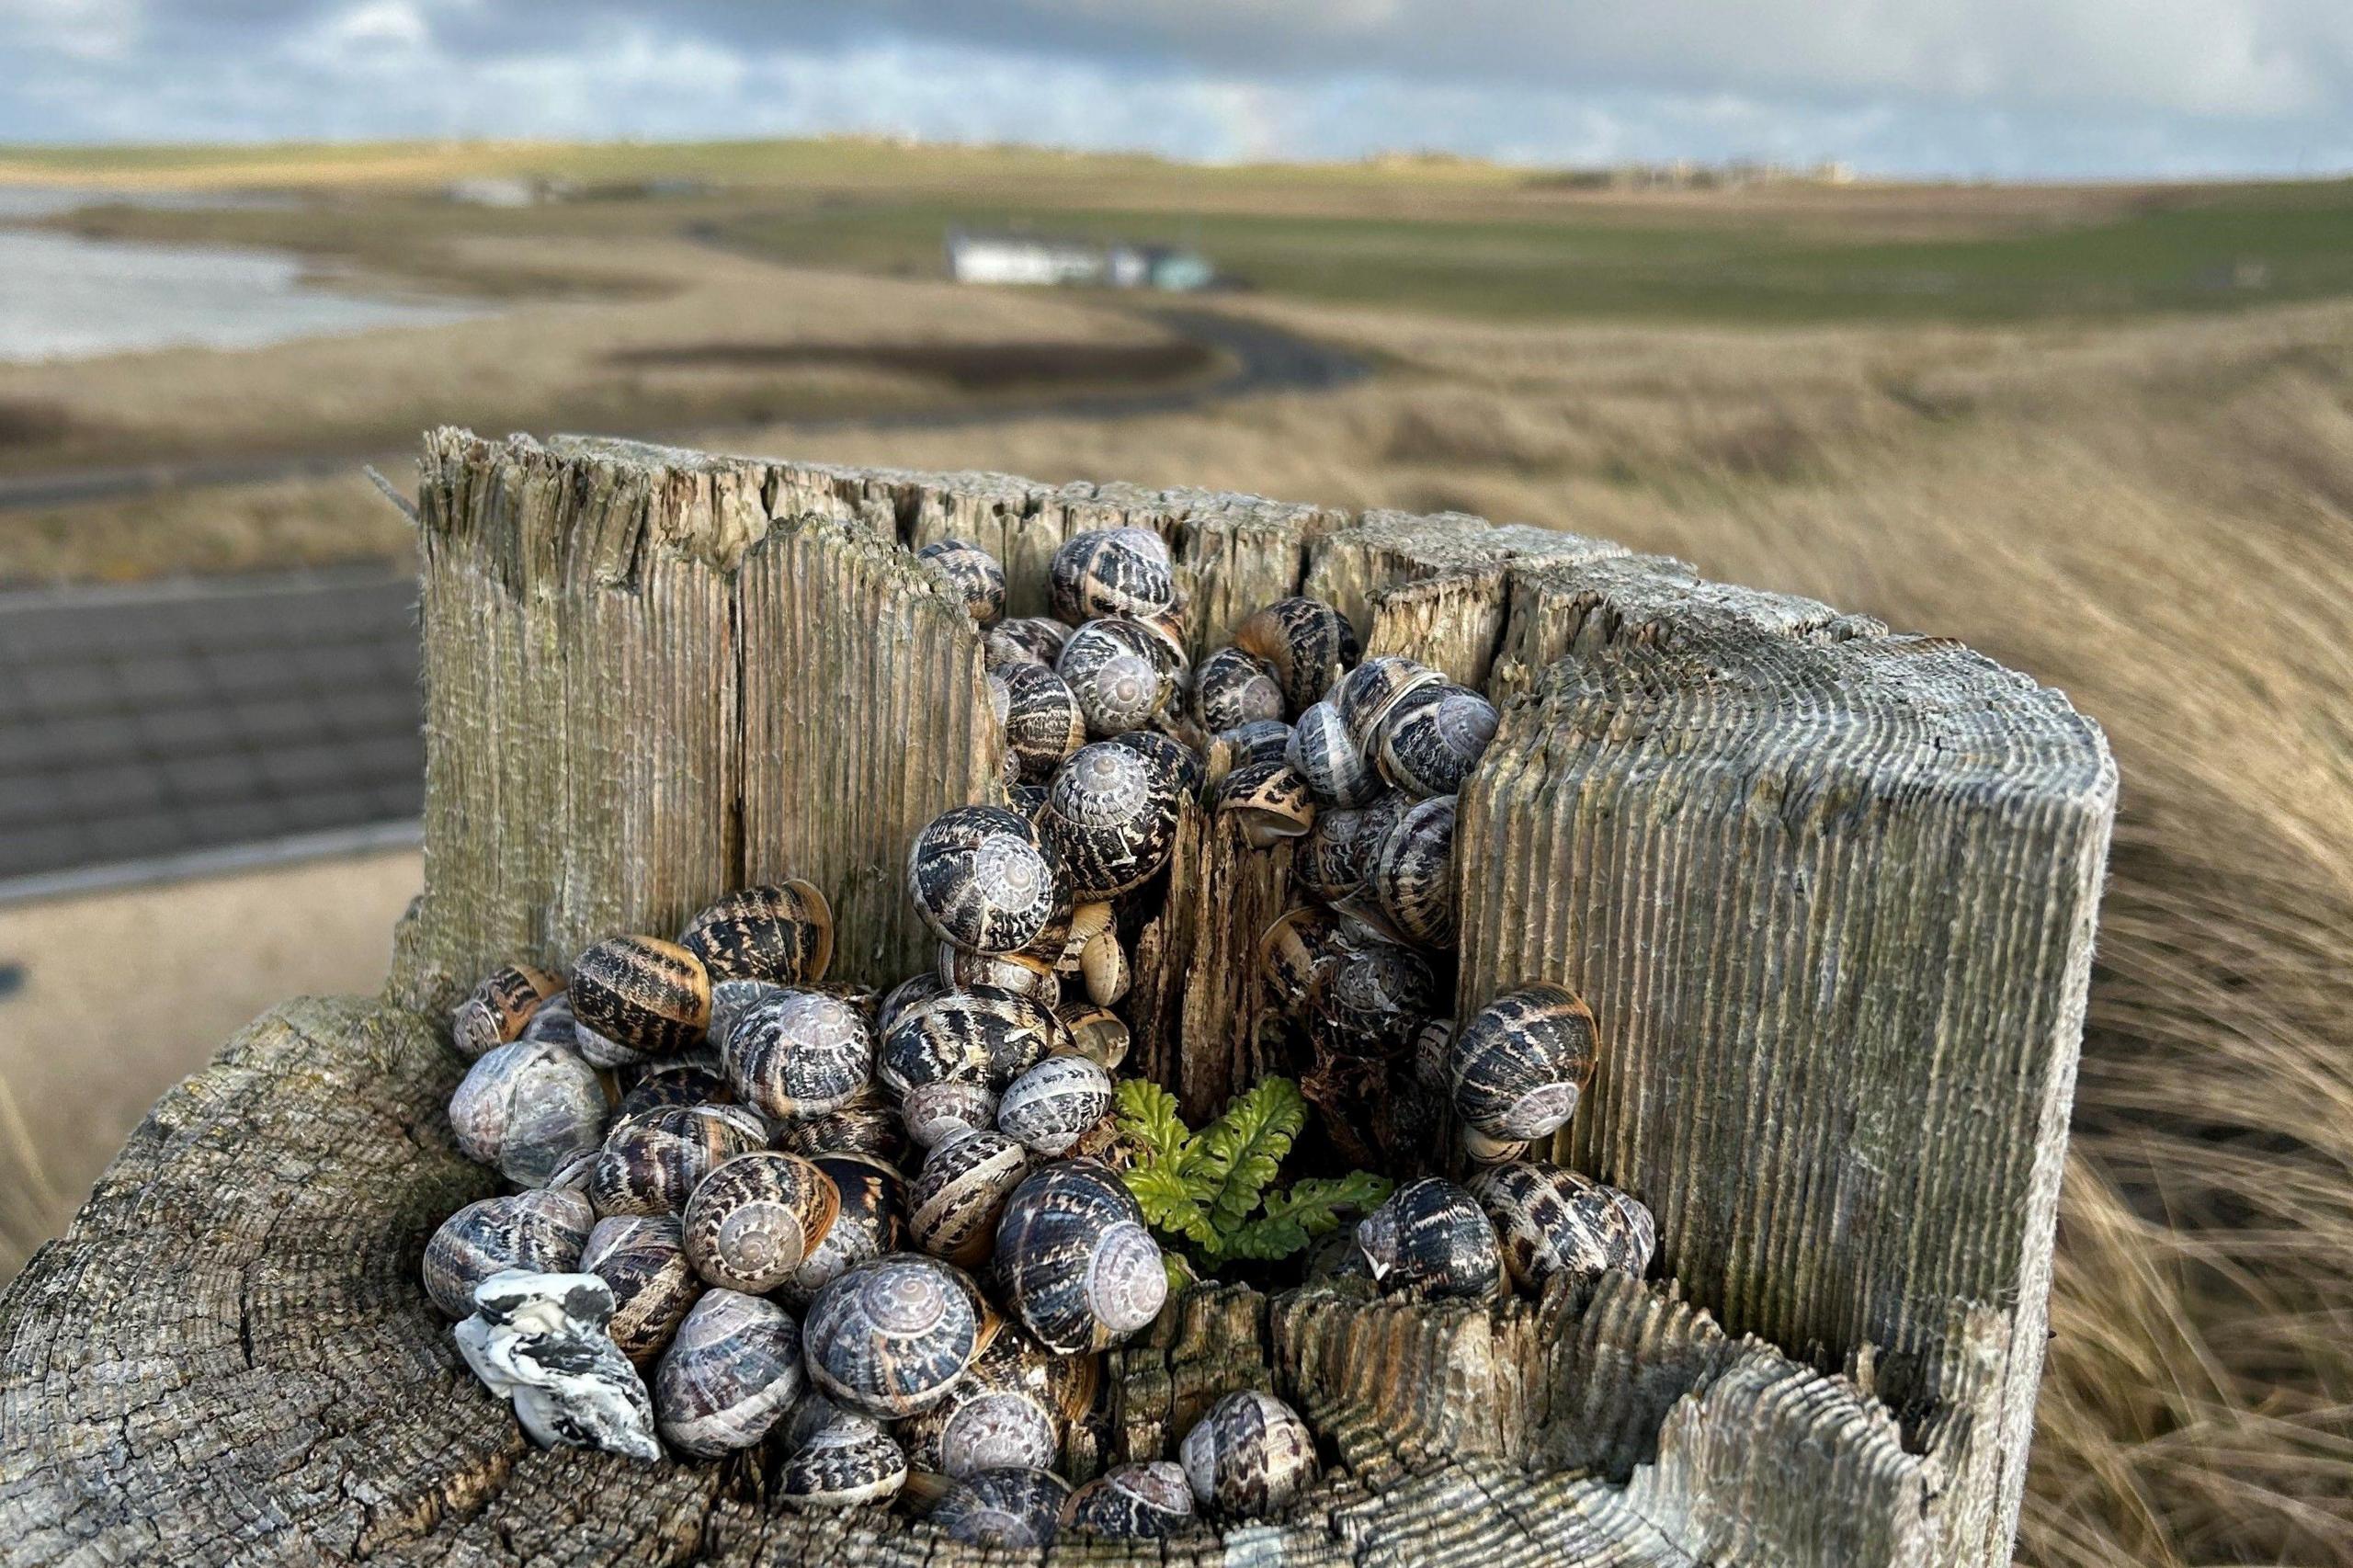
[{"left": 1114, "top": 1076, "right": 1392, "bottom": 1287}]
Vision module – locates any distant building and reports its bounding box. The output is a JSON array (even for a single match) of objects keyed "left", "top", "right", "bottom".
[
  {"left": 442, "top": 176, "right": 580, "bottom": 208},
  {"left": 947, "top": 231, "right": 1212, "bottom": 291}
]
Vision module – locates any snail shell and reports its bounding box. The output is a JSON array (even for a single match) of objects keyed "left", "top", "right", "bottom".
[
  {"left": 516, "top": 991, "right": 580, "bottom": 1046},
  {"left": 681, "top": 1151, "right": 841, "bottom": 1293},
  {"left": 1206, "top": 719, "right": 1293, "bottom": 790},
  {"left": 1053, "top": 1002, "right": 1131, "bottom": 1073},
  {"left": 1040, "top": 741, "right": 1183, "bottom": 900},
  {"left": 1287, "top": 700, "right": 1381, "bottom": 809},
  {"left": 1079, "top": 928, "right": 1131, "bottom": 1006},
  {"left": 917, "top": 537, "right": 1007, "bottom": 626},
  {"left": 1216, "top": 758, "right": 1317, "bottom": 847},
  {"left": 1332, "top": 654, "right": 1442, "bottom": 751},
  {"left": 778, "top": 1409, "right": 908, "bottom": 1508},
  {"left": 1192, "top": 646, "right": 1286, "bottom": 733},
  {"left": 1057, "top": 619, "right": 1168, "bottom": 737},
  {"left": 652, "top": 1287, "right": 803, "bottom": 1457},
  {"left": 897, "top": 1327, "right": 1091, "bottom": 1477},
  {"left": 903, "top": 1080, "right": 1001, "bottom": 1152},
  {"left": 570, "top": 935, "right": 711, "bottom": 1058},
  {"left": 995, "top": 1054, "right": 1114, "bottom": 1156},
  {"left": 1049, "top": 527, "right": 1176, "bottom": 624},
  {"left": 907, "top": 805, "right": 1059, "bottom": 957},
  {"left": 880, "top": 989, "right": 1054, "bottom": 1097},
  {"left": 588, "top": 1103, "right": 764, "bottom": 1219},
  {"left": 1179, "top": 1389, "right": 1319, "bottom": 1519},
  {"left": 879, "top": 971, "right": 952, "bottom": 1035},
  {"left": 1448, "top": 983, "right": 1598, "bottom": 1142},
  {"left": 779, "top": 1152, "right": 907, "bottom": 1311},
  {"left": 678, "top": 881, "right": 834, "bottom": 988},
  {"left": 984, "top": 614, "right": 1075, "bottom": 669},
  {"left": 1314, "top": 938, "right": 1439, "bottom": 1057},
  {"left": 451, "top": 963, "right": 564, "bottom": 1060},
  {"left": 616, "top": 1059, "right": 733, "bottom": 1121},
  {"left": 782, "top": 1083, "right": 908, "bottom": 1165},
  {"left": 1063, "top": 1460, "right": 1198, "bottom": 1539},
  {"left": 421, "top": 1188, "right": 593, "bottom": 1319},
  {"left": 1051, "top": 901, "right": 1117, "bottom": 973},
  {"left": 722, "top": 989, "right": 875, "bottom": 1123},
  {"left": 938, "top": 943, "right": 1061, "bottom": 1007},
  {"left": 447, "top": 1038, "right": 608, "bottom": 1187},
  {"left": 1370, "top": 794, "right": 1458, "bottom": 949},
  {"left": 990, "top": 661, "right": 1086, "bottom": 784},
  {"left": 909, "top": 1130, "right": 1030, "bottom": 1267},
  {"left": 1469, "top": 1161, "right": 1656, "bottom": 1292},
  {"left": 992, "top": 1158, "right": 1167, "bottom": 1354},
  {"left": 1233, "top": 596, "right": 1360, "bottom": 716},
  {"left": 1377, "top": 683, "right": 1500, "bottom": 800},
  {"left": 1257, "top": 906, "right": 1348, "bottom": 1018},
  {"left": 1295, "top": 803, "right": 1375, "bottom": 903},
  {"left": 582, "top": 1215, "right": 702, "bottom": 1365},
  {"left": 803, "top": 1254, "right": 987, "bottom": 1418},
  {"left": 933, "top": 1467, "right": 1073, "bottom": 1550},
  {"left": 1356, "top": 1176, "right": 1502, "bottom": 1300},
  {"left": 1108, "top": 728, "right": 1205, "bottom": 798}
]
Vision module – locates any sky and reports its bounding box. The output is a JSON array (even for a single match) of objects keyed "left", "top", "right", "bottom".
[{"left": 2, "top": 0, "right": 2349, "bottom": 179}]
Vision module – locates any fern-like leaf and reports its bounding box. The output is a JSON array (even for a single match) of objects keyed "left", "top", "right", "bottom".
[
  {"left": 1114, "top": 1078, "right": 1191, "bottom": 1166},
  {"left": 1123, "top": 1162, "right": 1221, "bottom": 1254},
  {"left": 1223, "top": 1171, "right": 1396, "bottom": 1262},
  {"left": 1188, "top": 1077, "right": 1307, "bottom": 1233}
]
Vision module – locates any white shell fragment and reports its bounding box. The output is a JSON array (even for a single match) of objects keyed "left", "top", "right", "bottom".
[{"left": 452, "top": 1269, "right": 662, "bottom": 1461}]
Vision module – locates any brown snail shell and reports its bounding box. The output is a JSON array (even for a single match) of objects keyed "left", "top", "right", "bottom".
[
  {"left": 1205, "top": 718, "right": 1292, "bottom": 790},
  {"left": 1053, "top": 1002, "right": 1131, "bottom": 1073},
  {"left": 992, "top": 1157, "right": 1167, "bottom": 1354},
  {"left": 616, "top": 1058, "right": 733, "bottom": 1121},
  {"left": 782, "top": 1085, "right": 909, "bottom": 1165},
  {"left": 451, "top": 963, "right": 564, "bottom": 1060},
  {"left": 1049, "top": 527, "right": 1176, "bottom": 624},
  {"left": 1295, "top": 803, "right": 1375, "bottom": 903},
  {"left": 722, "top": 988, "right": 875, "bottom": 1123},
  {"left": 1057, "top": 619, "right": 1169, "bottom": 737},
  {"left": 1179, "top": 1388, "right": 1319, "bottom": 1519},
  {"left": 1051, "top": 901, "right": 1117, "bottom": 973},
  {"left": 917, "top": 537, "right": 1007, "bottom": 626},
  {"left": 1233, "top": 596, "right": 1359, "bottom": 717},
  {"left": 897, "top": 1327, "right": 1092, "bottom": 1478},
  {"left": 880, "top": 989, "right": 1054, "bottom": 1098},
  {"left": 995, "top": 1055, "right": 1115, "bottom": 1156},
  {"left": 990, "top": 661, "right": 1086, "bottom": 784},
  {"left": 421, "top": 1187, "right": 593, "bottom": 1319},
  {"left": 907, "top": 804, "right": 1059, "bottom": 957},
  {"left": 1216, "top": 758, "right": 1316, "bottom": 848},
  {"left": 1468, "top": 1161, "right": 1656, "bottom": 1293},
  {"left": 908, "top": 1130, "right": 1030, "bottom": 1267},
  {"left": 1287, "top": 699, "right": 1381, "bottom": 809},
  {"left": 588, "top": 1102, "right": 764, "bottom": 1219},
  {"left": 1448, "top": 983, "right": 1597, "bottom": 1142},
  {"left": 778, "top": 1409, "right": 908, "bottom": 1507},
  {"left": 681, "top": 1151, "right": 841, "bottom": 1293},
  {"left": 1108, "top": 727, "right": 1204, "bottom": 798},
  {"left": 933, "top": 1467, "right": 1073, "bottom": 1549},
  {"left": 1356, "top": 1176, "right": 1502, "bottom": 1300},
  {"left": 1078, "top": 927, "right": 1131, "bottom": 1006},
  {"left": 777, "top": 1151, "right": 906, "bottom": 1310},
  {"left": 447, "top": 1037, "right": 608, "bottom": 1187},
  {"left": 903, "top": 1080, "right": 1001, "bottom": 1152},
  {"left": 803, "top": 1254, "right": 988, "bottom": 1418},
  {"left": 649, "top": 1287, "right": 802, "bottom": 1457},
  {"left": 1039, "top": 741, "right": 1182, "bottom": 900},
  {"left": 678, "top": 881, "right": 834, "bottom": 988},
  {"left": 1370, "top": 794, "right": 1458, "bottom": 949},
  {"left": 1063, "top": 1460, "right": 1197, "bottom": 1539},
  {"left": 1314, "top": 937, "right": 1439, "bottom": 1057},
  {"left": 1192, "top": 646, "right": 1286, "bottom": 733},
  {"left": 582, "top": 1214, "right": 703, "bottom": 1365},
  {"left": 1257, "top": 906, "right": 1348, "bottom": 1018},
  {"left": 938, "top": 943, "right": 1061, "bottom": 1007},
  {"left": 570, "top": 935, "right": 711, "bottom": 1059},
  {"left": 1332, "top": 654, "right": 1442, "bottom": 750},
  {"left": 984, "top": 614, "right": 1075, "bottom": 669},
  {"left": 1377, "top": 682, "right": 1500, "bottom": 800}
]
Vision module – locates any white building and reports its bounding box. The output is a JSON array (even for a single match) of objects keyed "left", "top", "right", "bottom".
[{"left": 946, "top": 233, "right": 1108, "bottom": 287}]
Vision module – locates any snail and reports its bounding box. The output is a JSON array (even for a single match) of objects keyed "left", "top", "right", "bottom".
[
  {"left": 1039, "top": 740, "right": 1183, "bottom": 900},
  {"left": 588, "top": 1103, "right": 765, "bottom": 1219},
  {"left": 897, "top": 1327, "right": 1093, "bottom": 1477},
  {"left": 992, "top": 1157, "right": 1167, "bottom": 1354},
  {"left": 778, "top": 1152, "right": 907, "bottom": 1311},
  {"left": 1056, "top": 619, "right": 1169, "bottom": 737},
  {"left": 1216, "top": 758, "right": 1317, "bottom": 847},
  {"left": 878, "top": 971, "right": 952, "bottom": 1035},
  {"left": 421, "top": 1188, "right": 594, "bottom": 1319},
  {"left": 1468, "top": 1161, "right": 1656, "bottom": 1293},
  {"left": 907, "top": 804, "right": 1060, "bottom": 957},
  {"left": 1257, "top": 906, "right": 1348, "bottom": 1018},
  {"left": 917, "top": 538, "right": 1007, "bottom": 626},
  {"left": 938, "top": 943, "right": 1061, "bottom": 1006},
  {"left": 1295, "top": 803, "right": 1375, "bottom": 903},
  {"left": 1063, "top": 1460, "right": 1198, "bottom": 1539},
  {"left": 1205, "top": 718, "right": 1293, "bottom": 790},
  {"left": 1332, "top": 654, "right": 1442, "bottom": 751},
  {"left": 1049, "top": 527, "right": 1176, "bottom": 624},
  {"left": 1287, "top": 699, "right": 1381, "bottom": 809},
  {"left": 1314, "top": 937, "right": 1439, "bottom": 1056},
  {"left": 515, "top": 991, "right": 580, "bottom": 1046},
  {"left": 570, "top": 935, "right": 711, "bottom": 1059},
  {"left": 1233, "top": 596, "right": 1359, "bottom": 717},
  {"left": 721, "top": 989, "right": 874, "bottom": 1124},
  {"left": 446, "top": 1037, "right": 608, "bottom": 1187},
  {"left": 1447, "top": 983, "right": 1598, "bottom": 1144},
  {"left": 984, "top": 614, "right": 1075, "bottom": 669},
  {"left": 1054, "top": 1002, "right": 1131, "bottom": 1073},
  {"left": 995, "top": 1054, "right": 1115, "bottom": 1157},
  {"left": 1356, "top": 1176, "right": 1502, "bottom": 1300},
  {"left": 802, "top": 1254, "right": 989, "bottom": 1418},
  {"left": 989, "top": 661, "right": 1087, "bottom": 784},
  {"left": 1370, "top": 794, "right": 1458, "bottom": 949},
  {"left": 903, "top": 1080, "right": 1001, "bottom": 1153},
  {"left": 1192, "top": 646, "right": 1286, "bottom": 733},
  {"left": 1079, "top": 927, "right": 1131, "bottom": 1006},
  {"left": 1179, "top": 1389, "right": 1319, "bottom": 1519},
  {"left": 677, "top": 880, "right": 834, "bottom": 988},
  {"left": 616, "top": 1059, "right": 733, "bottom": 1121},
  {"left": 908, "top": 1130, "right": 1030, "bottom": 1267},
  {"left": 451, "top": 963, "right": 564, "bottom": 1060},
  {"left": 581, "top": 1215, "right": 703, "bottom": 1365},
  {"left": 652, "top": 1288, "right": 803, "bottom": 1457},
  {"left": 778, "top": 1409, "right": 908, "bottom": 1508},
  {"left": 1377, "top": 683, "right": 1500, "bottom": 800},
  {"left": 782, "top": 1084, "right": 908, "bottom": 1165},
  {"left": 680, "top": 1151, "right": 842, "bottom": 1293},
  {"left": 1108, "top": 728, "right": 1205, "bottom": 798},
  {"left": 932, "top": 1467, "right": 1073, "bottom": 1549},
  {"left": 879, "top": 989, "right": 1054, "bottom": 1100},
  {"left": 1050, "top": 901, "right": 1116, "bottom": 974}
]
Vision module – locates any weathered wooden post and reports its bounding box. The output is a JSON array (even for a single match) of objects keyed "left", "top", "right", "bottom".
[{"left": 0, "top": 429, "right": 2113, "bottom": 1567}]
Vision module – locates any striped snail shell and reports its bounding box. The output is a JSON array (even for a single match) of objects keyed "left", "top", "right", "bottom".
[
  {"left": 570, "top": 935, "right": 711, "bottom": 1059},
  {"left": 1332, "top": 654, "right": 1442, "bottom": 751},
  {"left": 653, "top": 1288, "right": 802, "bottom": 1458},
  {"left": 678, "top": 881, "right": 834, "bottom": 988},
  {"left": 451, "top": 963, "right": 564, "bottom": 1060},
  {"left": 1233, "top": 595, "right": 1360, "bottom": 717},
  {"left": 588, "top": 1103, "right": 764, "bottom": 1219},
  {"left": 897, "top": 1326, "right": 1092, "bottom": 1478},
  {"left": 1040, "top": 741, "right": 1183, "bottom": 900},
  {"left": 421, "top": 1187, "right": 593, "bottom": 1319},
  {"left": 1447, "top": 983, "right": 1598, "bottom": 1142},
  {"left": 1257, "top": 906, "right": 1348, "bottom": 1019},
  {"left": 582, "top": 1215, "right": 702, "bottom": 1365},
  {"left": 1049, "top": 527, "right": 1176, "bottom": 624},
  {"left": 1295, "top": 803, "right": 1376, "bottom": 903},
  {"left": 903, "top": 1080, "right": 1001, "bottom": 1153},
  {"left": 984, "top": 614, "right": 1076, "bottom": 669},
  {"left": 1047, "top": 900, "right": 1114, "bottom": 973},
  {"left": 803, "top": 1254, "right": 988, "bottom": 1418},
  {"left": 1206, "top": 718, "right": 1293, "bottom": 790},
  {"left": 1377, "top": 682, "right": 1500, "bottom": 800},
  {"left": 1056, "top": 619, "right": 1168, "bottom": 738},
  {"left": 879, "top": 989, "right": 1054, "bottom": 1097},
  {"left": 1216, "top": 758, "right": 1317, "bottom": 848},
  {"left": 777, "top": 1152, "right": 905, "bottom": 1311},
  {"left": 1356, "top": 1176, "right": 1502, "bottom": 1300},
  {"left": 1314, "top": 937, "right": 1439, "bottom": 1057},
  {"left": 447, "top": 1037, "right": 608, "bottom": 1187},
  {"left": 993, "top": 1157, "right": 1167, "bottom": 1354},
  {"left": 1287, "top": 700, "right": 1381, "bottom": 809},
  {"left": 1063, "top": 1460, "right": 1197, "bottom": 1540},
  {"left": 1053, "top": 1002, "right": 1131, "bottom": 1073},
  {"left": 1468, "top": 1161, "right": 1657, "bottom": 1294},
  {"left": 995, "top": 1054, "right": 1115, "bottom": 1157},
  {"left": 681, "top": 1151, "right": 841, "bottom": 1293},
  {"left": 917, "top": 537, "right": 1007, "bottom": 626},
  {"left": 515, "top": 991, "right": 579, "bottom": 1045},
  {"left": 933, "top": 1467, "right": 1073, "bottom": 1550},
  {"left": 781, "top": 1084, "right": 908, "bottom": 1164},
  {"left": 907, "top": 804, "right": 1059, "bottom": 957},
  {"left": 1370, "top": 794, "right": 1458, "bottom": 949},
  {"left": 938, "top": 943, "right": 1061, "bottom": 1007},
  {"left": 1108, "top": 727, "right": 1205, "bottom": 798},
  {"left": 1192, "top": 646, "right": 1286, "bottom": 733},
  {"left": 616, "top": 1058, "right": 733, "bottom": 1121},
  {"left": 778, "top": 1410, "right": 907, "bottom": 1508},
  {"left": 879, "top": 971, "right": 952, "bottom": 1035},
  {"left": 1179, "top": 1389, "right": 1319, "bottom": 1519},
  {"left": 909, "top": 1130, "right": 1030, "bottom": 1267},
  {"left": 990, "top": 661, "right": 1087, "bottom": 784},
  {"left": 722, "top": 989, "right": 875, "bottom": 1123},
  {"left": 1007, "top": 780, "right": 1050, "bottom": 822}
]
